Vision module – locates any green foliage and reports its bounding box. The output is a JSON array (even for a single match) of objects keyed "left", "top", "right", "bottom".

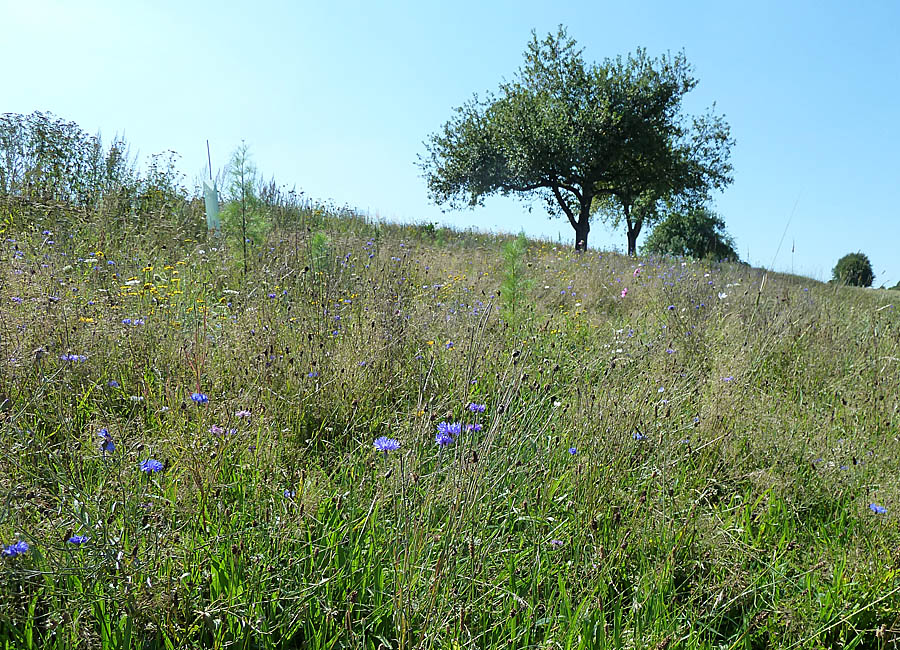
[
  {"left": 220, "top": 143, "right": 269, "bottom": 274},
  {"left": 308, "top": 230, "right": 332, "bottom": 273},
  {"left": 642, "top": 207, "right": 739, "bottom": 261},
  {"left": 499, "top": 232, "right": 533, "bottom": 323},
  {"left": 832, "top": 252, "right": 874, "bottom": 287},
  {"left": 421, "top": 27, "right": 733, "bottom": 253}
]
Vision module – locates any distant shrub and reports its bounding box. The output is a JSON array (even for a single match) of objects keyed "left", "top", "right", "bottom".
[
  {"left": 642, "top": 207, "right": 739, "bottom": 262},
  {"left": 832, "top": 252, "right": 874, "bottom": 287}
]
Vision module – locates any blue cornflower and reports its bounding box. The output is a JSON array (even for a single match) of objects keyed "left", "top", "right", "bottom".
[
  {"left": 190, "top": 392, "right": 209, "bottom": 404},
  {"left": 307, "top": 371, "right": 318, "bottom": 378},
  {"left": 435, "top": 430, "right": 454, "bottom": 447},
  {"left": 98, "top": 429, "right": 115, "bottom": 453},
  {"left": 869, "top": 503, "right": 887, "bottom": 514},
  {"left": 140, "top": 459, "right": 164, "bottom": 473},
  {"left": 465, "top": 423, "right": 483, "bottom": 432},
  {"left": 569, "top": 447, "right": 577, "bottom": 455},
  {"left": 633, "top": 432, "right": 645, "bottom": 441},
  {"left": 2, "top": 540, "right": 29, "bottom": 558},
  {"left": 67, "top": 535, "right": 89, "bottom": 545},
  {"left": 122, "top": 318, "right": 132, "bottom": 325},
  {"left": 60, "top": 353, "right": 87, "bottom": 362},
  {"left": 283, "top": 489, "right": 296, "bottom": 498},
  {"left": 667, "top": 305, "right": 675, "bottom": 311},
  {"left": 107, "top": 380, "right": 120, "bottom": 388},
  {"left": 722, "top": 376, "right": 734, "bottom": 382},
  {"left": 467, "top": 403, "right": 486, "bottom": 413},
  {"left": 374, "top": 436, "right": 400, "bottom": 452}
]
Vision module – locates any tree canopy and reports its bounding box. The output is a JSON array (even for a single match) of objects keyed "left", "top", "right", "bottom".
[
  {"left": 421, "top": 28, "right": 734, "bottom": 253},
  {"left": 642, "top": 207, "right": 739, "bottom": 262},
  {"left": 832, "top": 252, "right": 874, "bottom": 287}
]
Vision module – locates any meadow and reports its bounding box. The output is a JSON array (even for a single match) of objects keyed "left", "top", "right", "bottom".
[{"left": 1, "top": 189, "right": 899, "bottom": 649}]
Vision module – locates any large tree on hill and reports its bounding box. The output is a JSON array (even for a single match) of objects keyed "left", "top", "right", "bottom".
[
  {"left": 642, "top": 206, "right": 739, "bottom": 261},
  {"left": 421, "top": 28, "right": 734, "bottom": 253}
]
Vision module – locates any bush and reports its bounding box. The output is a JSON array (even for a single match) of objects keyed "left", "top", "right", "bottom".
[
  {"left": 832, "top": 252, "right": 874, "bottom": 287},
  {"left": 642, "top": 207, "right": 738, "bottom": 262}
]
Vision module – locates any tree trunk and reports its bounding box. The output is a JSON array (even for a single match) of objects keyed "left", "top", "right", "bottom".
[
  {"left": 574, "top": 202, "right": 591, "bottom": 252},
  {"left": 574, "top": 222, "right": 589, "bottom": 251},
  {"left": 627, "top": 227, "right": 638, "bottom": 256}
]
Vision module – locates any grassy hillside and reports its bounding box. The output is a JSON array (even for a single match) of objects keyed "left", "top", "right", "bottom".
[{"left": 1, "top": 195, "right": 899, "bottom": 649}]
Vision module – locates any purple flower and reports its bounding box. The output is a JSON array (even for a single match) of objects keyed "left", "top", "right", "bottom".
[
  {"left": 307, "top": 371, "right": 318, "bottom": 378},
  {"left": 99, "top": 429, "right": 115, "bottom": 453},
  {"left": 374, "top": 436, "right": 400, "bottom": 452},
  {"left": 667, "top": 305, "right": 675, "bottom": 311},
  {"left": 633, "top": 432, "right": 645, "bottom": 441},
  {"left": 60, "top": 353, "right": 87, "bottom": 362},
  {"left": 549, "top": 539, "right": 564, "bottom": 548},
  {"left": 209, "top": 425, "right": 225, "bottom": 435},
  {"left": 722, "top": 376, "right": 734, "bottom": 382},
  {"left": 283, "top": 489, "right": 296, "bottom": 498},
  {"left": 869, "top": 503, "right": 887, "bottom": 514},
  {"left": 467, "top": 403, "right": 486, "bottom": 413},
  {"left": 140, "top": 458, "right": 164, "bottom": 473},
  {"left": 67, "top": 535, "right": 89, "bottom": 545},
  {"left": 465, "top": 423, "right": 483, "bottom": 432},
  {"left": 2, "top": 540, "right": 29, "bottom": 558},
  {"left": 568, "top": 447, "right": 577, "bottom": 455},
  {"left": 190, "top": 392, "right": 209, "bottom": 404},
  {"left": 234, "top": 410, "right": 251, "bottom": 418},
  {"left": 107, "top": 380, "right": 120, "bottom": 388}
]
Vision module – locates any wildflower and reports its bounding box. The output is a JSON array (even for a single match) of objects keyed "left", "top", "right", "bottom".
[
  {"left": 268, "top": 293, "right": 277, "bottom": 299},
  {"left": 568, "top": 447, "right": 577, "bottom": 455},
  {"left": 99, "top": 429, "right": 115, "bottom": 453},
  {"left": 869, "top": 503, "right": 887, "bottom": 514},
  {"left": 667, "top": 305, "right": 675, "bottom": 311},
  {"left": 445, "top": 340, "right": 454, "bottom": 349},
  {"left": 435, "top": 430, "right": 454, "bottom": 447},
  {"left": 633, "top": 267, "right": 641, "bottom": 277},
  {"left": 67, "top": 535, "right": 89, "bottom": 545},
  {"left": 657, "top": 387, "right": 665, "bottom": 393},
  {"left": 549, "top": 539, "right": 564, "bottom": 548},
  {"left": 307, "top": 371, "right": 318, "bottom": 378},
  {"left": 60, "top": 353, "right": 87, "bottom": 362},
  {"left": 234, "top": 410, "right": 251, "bottom": 418},
  {"left": 467, "top": 403, "right": 486, "bottom": 413},
  {"left": 374, "top": 436, "right": 400, "bottom": 452},
  {"left": 140, "top": 459, "right": 164, "bottom": 473},
  {"left": 2, "top": 540, "right": 29, "bottom": 558},
  {"left": 633, "top": 432, "right": 645, "bottom": 441},
  {"left": 122, "top": 318, "right": 132, "bottom": 325},
  {"left": 190, "top": 392, "right": 209, "bottom": 404},
  {"left": 283, "top": 489, "right": 296, "bottom": 498},
  {"left": 722, "top": 376, "right": 734, "bottom": 382},
  {"left": 209, "top": 425, "right": 225, "bottom": 435},
  {"left": 621, "top": 288, "right": 628, "bottom": 298},
  {"left": 10, "top": 297, "right": 22, "bottom": 304},
  {"left": 465, "top": 423, "right": 483, "bottom": 432}
]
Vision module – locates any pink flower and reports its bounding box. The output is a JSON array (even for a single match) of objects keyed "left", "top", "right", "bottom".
[
  {"left": 621, "top": 288, "right": 628, "bottom": 298},
  {"left": 633, "top": 267, "right": 641, "bottom": 277}
]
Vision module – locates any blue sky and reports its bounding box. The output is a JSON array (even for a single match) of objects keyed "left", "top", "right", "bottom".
[{"left": 4, "top": 0, "right": 899, "bottom": 285}]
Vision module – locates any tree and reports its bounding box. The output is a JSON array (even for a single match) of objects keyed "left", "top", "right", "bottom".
[
  {"left": 221, "top": 143, "right": 268, "bottom": 276},
  {"left": 642, "top": 207, "right": 738, "bottom": 261},
  {"left": 832, "top": 252, "right": 874, "bottom": 287},
  {"left": 421, "top": 28, "right": 733, "bottom": 253}
]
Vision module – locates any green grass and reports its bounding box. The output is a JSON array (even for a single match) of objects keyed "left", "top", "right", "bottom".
[{"left": 0, "top": 198, "right": 899, "bottom": 649}]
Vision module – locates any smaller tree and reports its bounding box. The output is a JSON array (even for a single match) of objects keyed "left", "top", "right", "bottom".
[
  {"left": 221, "top": 143, "right": 268, "bottom": 276},
  {"left": 642, "top": 207, "right": 738, "bottom": 261},
  {"left": 832, "top": 252, "right": 874, "bottom": 287}
]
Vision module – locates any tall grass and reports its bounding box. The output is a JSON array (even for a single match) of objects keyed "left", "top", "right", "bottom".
[{"left": 1, "top": 127, "right": 899, "bottom": 648}]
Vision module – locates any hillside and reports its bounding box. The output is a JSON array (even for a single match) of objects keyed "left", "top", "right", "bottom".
[{"left": 1, "top": 194, "right": 899, "bottom": 648}]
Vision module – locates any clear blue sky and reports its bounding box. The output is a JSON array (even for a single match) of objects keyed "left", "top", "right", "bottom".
[{"left": 4, "top": 0, "right": 899, "bottom": 285}]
